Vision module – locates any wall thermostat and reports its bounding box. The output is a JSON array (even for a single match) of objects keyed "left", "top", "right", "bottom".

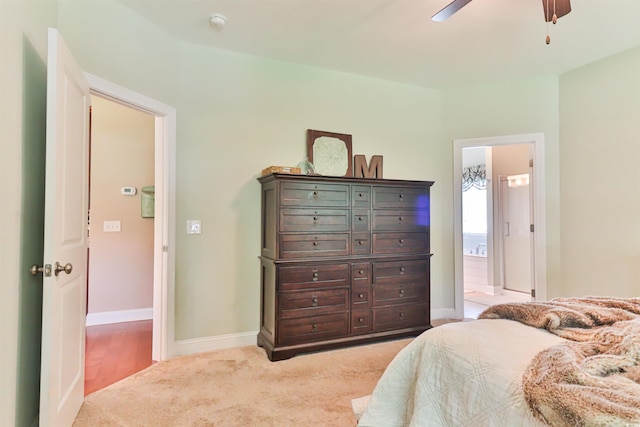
[{"left": 121, "top": 187, "right": 137, "bottom": 196}]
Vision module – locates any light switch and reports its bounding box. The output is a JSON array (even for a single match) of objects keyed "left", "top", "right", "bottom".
[
  {"left": 186, "top": 220, "right": 201, "bottom": 235},
  {"left": 103, "top": 220, "right": 121, "bottom": 232}
]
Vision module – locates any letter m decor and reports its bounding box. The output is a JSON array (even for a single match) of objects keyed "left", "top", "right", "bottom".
[{"left": 354, "top": 155, "right": 383, "bottom": 178}]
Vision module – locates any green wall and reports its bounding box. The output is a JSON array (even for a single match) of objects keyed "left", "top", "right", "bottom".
[
  {"left": 0, "top": 1, "right": 57, "bottom": 425},
  {"left": 173, "top": 42, "right": 443, "bottom": 338},
  {"left": 559, "top": 45, "right": 640, "bottom": 297},
  {"left": 15, "top": 37, "right": 48, "bottom": 427},
  {"left": 441, "top": 76, "right": 561, "bottom": 303}
]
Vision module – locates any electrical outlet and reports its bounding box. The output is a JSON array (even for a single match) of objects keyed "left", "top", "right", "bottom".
[
  {"left": 103, "top": 220, "right": 121, "bottom": 232},
  {"left": 186, "top": 220, "right": 201, "bottom": 235}
]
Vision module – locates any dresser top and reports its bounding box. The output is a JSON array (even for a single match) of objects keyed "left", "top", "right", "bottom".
[{"left": 259, "top": 173, "right": 434, "bottom": 187}]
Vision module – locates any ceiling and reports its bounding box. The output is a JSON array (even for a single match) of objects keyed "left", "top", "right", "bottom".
[{"left": 119, "top": 0, "right": 640, "bottom": 89}]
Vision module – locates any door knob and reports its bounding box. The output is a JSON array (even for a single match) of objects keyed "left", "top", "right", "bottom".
[
  {"left": 30, "top": 264, "right": 52, "bottom": 277},
  {"left": 54, "top": 262, "right": 73, "bottom": 276}
]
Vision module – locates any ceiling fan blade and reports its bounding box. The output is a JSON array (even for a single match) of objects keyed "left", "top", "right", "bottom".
[
  {"left": 431, "top": 0, "right": 473, "bottom": 22},
  {"left": 542, "top": 0, "right": 571, "bottom": 22}
]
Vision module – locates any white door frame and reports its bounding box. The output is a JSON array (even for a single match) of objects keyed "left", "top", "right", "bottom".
[
  {"left": 85, "top": 73, "right": 176, "bottom": 361},
  {"left": 453, "top": 133, "right": 546, "bottom": 319}
]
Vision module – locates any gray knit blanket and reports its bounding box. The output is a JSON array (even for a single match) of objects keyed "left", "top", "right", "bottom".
[{"left": 479, "top": 296, "right": 640, "bottom": 426}]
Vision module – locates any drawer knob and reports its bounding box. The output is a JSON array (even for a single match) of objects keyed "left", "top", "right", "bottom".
[
  {"left": 313, "top": 216, "right": 318, "bottom": 221},
  {"left": 400, "top": 267, "right": 405, "bottom": 272},
  {"left": 312, "top": 323, "right": 318, "bottom": 332},
  {"left": 312, "top": 297, "right": 318, "bottom": 307},
  {"left": 399, "top": 239, "right": 404, "bottom": 244},
  {"left": 358, "top": 216, "right": 363, "bottom": 221},
  {"left": 312, "top": 191, "right": 319, "bottom": 199},
  {"left": 399, "top": 194, "right": 404, "bottom": 199},
  {"left": 359, "top": 293, "right": 364, "bottom": 299},
  {"left": 359, "top": 192, "right": 364, "bottom": 197},
  {"left": 358, "top": 240, "right": 364, "bottom": 245},
  {"left": 358, "top": 317, "right": 364, "bottom": 323},
  {"left": 358, "top": 270, "right": 364, "bottom": 275},
  {"left": 399, "top": 216, "right": 403, "bottom": 221},
  {"left": 313, "top": 241, "right": 319, "bottom": 246},
  {"left": 399, "top": 312, "right": 404, "bottom": 318},
  {"left": 399, "top": 289, "right": 404, "bottom": 297},
  {"left": 312, "top": 272, "right": 318, "bottom": 281}
]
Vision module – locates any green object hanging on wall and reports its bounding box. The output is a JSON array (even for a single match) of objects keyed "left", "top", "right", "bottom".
[{"left": 141, "top": 186, "right": 155, "bottom": 218}]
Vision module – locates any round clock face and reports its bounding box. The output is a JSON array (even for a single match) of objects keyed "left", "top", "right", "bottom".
[{"left": 313, "top": 136, "right": 348, "bottom": 176}]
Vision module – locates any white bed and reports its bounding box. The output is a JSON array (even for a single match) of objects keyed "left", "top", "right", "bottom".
[
  {"left": 356, "top": 297, "right": 640, "bottom": 427},
  {"left": 357, "top": 319, "right": 563, "bottom": 426}
]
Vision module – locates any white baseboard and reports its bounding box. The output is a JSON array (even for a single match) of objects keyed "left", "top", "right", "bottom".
[
  {"left": 173, "top": 331, "right": 258, "bottom": 357},
  {"left": 431, "top": 308, "right": 458, "bottom": 320},
  {"left": 85, "top": 308, "right": 153, "bottom": 326},
  {"left": 170, "top": 313, "right": 462, "bottom": 357}
]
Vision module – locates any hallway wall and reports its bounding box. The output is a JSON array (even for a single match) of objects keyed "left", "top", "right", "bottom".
[{"left": 88, "top": 96, "right": 155, "bottom": 321}]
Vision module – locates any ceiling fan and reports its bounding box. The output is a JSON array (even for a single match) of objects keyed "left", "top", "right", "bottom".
[{"left": 432, "top": 0, "right": 571, "bottom": 23}]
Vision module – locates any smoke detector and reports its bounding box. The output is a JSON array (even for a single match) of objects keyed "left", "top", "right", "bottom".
[{"left": 209, "top": 14, "right": 227, "bottom": 30}]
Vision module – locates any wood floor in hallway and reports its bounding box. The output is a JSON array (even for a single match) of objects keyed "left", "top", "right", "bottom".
[{"left": 84, "top": 320, "right": 153, "bottom": 396}]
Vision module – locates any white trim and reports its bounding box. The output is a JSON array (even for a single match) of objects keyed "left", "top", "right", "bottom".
[
  {"left": 85, "top": 308, "right": 153, "bottom": 326},
  {"left": 431, "top": 308, "right": 457, "bottom": 320},
  {"left": 173, "top": 332, "right": 259, "bottom": 356},
  {"left": 85, "top": 73, "right": 176, "bottom": 361},
  {"left": 453, "top": 133, "right": 546, "bottom": 319}
]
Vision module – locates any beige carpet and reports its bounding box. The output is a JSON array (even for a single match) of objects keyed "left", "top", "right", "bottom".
[{"left": 73, "top": 339, "right": 412, "bottom": 426}]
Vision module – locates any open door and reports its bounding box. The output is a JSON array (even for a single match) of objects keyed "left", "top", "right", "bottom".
[
  {"left": 498, "top": 173, "right": 533, "bottom": 295},
  {"left": 37, "top": 28, "right": 90, "bottom": 426}
]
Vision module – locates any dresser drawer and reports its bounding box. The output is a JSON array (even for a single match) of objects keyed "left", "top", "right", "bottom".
[
  {"left": 280, "top": 182, "right": 349, "bottom": 207},
  {"left": 351, "top": 262, "right": 371, "bottom": 284},
  {"left": 372, "top": 303, "right": 428, "bottom": 332},
  {"left": 352, "top": 186, "right": 371, "bottom": 208},
  {"left": 279, "top": 263, "right": 349, "bottom": 291},
  {"left": 279, "top": 288, "right": 348, "bottom": 318},
  {"left": 351, "top": 309, "right": 371, "bottom": 334},
  {"left": 278, "top": 312, "right": 349, "bottom": 345},
  {"left": 372, "top": 210, "right": 429, "bottom": 232},
  {"left": 351, "top": 286, "right": 370, "bottom": 308},
  {"left": 351, "top": 233, "right": 371, "bottom": 255},
  {"left": 352, "top": 210, "right": 370, "bottom": 232},
  {"left": 280, "top": 209, "right": 349, "bottom": 232},
  {"left": 373, "top": 259, "right": 428, "bottom": 285},
  {"left": 280, "top": 234, "right": 349, "bottom": 258},
  {"left": 372, "top": 283, "right": 427, "bottom": 307},
  {"left": 372, "top": 186, "right": 429, "bottom": 209},
  {"left": 372, "top": 232, "right": 429, "bottom": 254}
]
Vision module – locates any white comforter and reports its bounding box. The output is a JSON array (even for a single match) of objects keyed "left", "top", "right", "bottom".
[{"left": 358, "top": 319, "right": 565, "bottom": 427}]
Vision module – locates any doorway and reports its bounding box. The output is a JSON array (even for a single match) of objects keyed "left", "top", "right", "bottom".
[
  {"left": 86, "top": 73, "right": 176, "bottom": 363},
  {"left": 85, "top": 95, "right": 155, "bottom": 393},
  {"left": 453, "top": 134, "right": 547, "bottom": 319}
]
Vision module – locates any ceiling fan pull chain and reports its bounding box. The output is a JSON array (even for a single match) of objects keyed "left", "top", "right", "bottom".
[
  {"left": 552, "top": 0, "right": 558, "bottom": 24},
  {"left": 545, "top": 0, "right": 551, "bottom": 44}
]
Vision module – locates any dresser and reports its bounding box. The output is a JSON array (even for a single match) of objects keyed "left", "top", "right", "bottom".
[{"left": 257, "top": 173, "right": 434, "bottom": 361}]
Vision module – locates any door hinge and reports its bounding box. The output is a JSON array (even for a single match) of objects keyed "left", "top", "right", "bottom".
[
  {"left": 530, "top": 224, "right": 535, "bottom": 232},
  {"left": 531, "top": 289, "right": 536, "bottom": 298},
  {"left": 163, "top": 245, "right": 169, "bottom": 253},
  {"left": 529, "top": 159, "right": 534, "bottom": 168}
]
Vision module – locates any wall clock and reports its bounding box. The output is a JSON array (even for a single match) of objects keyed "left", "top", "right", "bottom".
[{"left": 307, "top": 129, "right": 353, "bottom": 177}]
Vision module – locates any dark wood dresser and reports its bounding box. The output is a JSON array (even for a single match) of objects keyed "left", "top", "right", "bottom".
[{"left": 257, "top": 173, "right": 434, "bottom": 361}]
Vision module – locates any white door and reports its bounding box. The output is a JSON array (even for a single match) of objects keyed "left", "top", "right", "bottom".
[
  {"left": 501, "top": 173, "right": 532, "bottom": 294},
  {"left": 39, "top": 28, "right": 90, "bottom": 427}
]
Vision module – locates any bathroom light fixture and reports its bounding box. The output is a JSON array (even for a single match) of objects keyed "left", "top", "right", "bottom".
[
  {"left": 507, "top": 174, "right": 530, "bottom": 188},
  {"left": 209, "top": 13, "right": 227, "bottom": 30}
]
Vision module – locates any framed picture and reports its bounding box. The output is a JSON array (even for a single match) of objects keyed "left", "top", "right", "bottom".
[{"left": 307, "top": 129, "right": 353, "bottom": 177}]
